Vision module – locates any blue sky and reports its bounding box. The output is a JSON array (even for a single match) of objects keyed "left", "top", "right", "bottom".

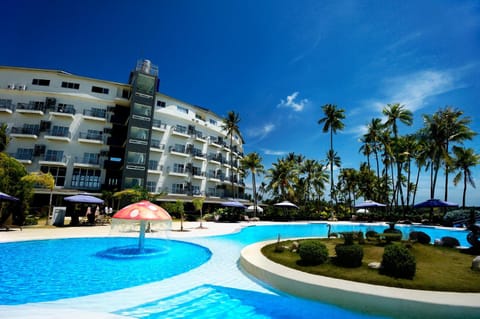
[{"left": 3, "top": 0, "right": 480, "bottom": 205}]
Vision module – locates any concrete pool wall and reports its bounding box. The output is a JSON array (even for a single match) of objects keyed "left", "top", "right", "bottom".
[{"left": 240, "top": 240, "right": 480, "bottom": 319}]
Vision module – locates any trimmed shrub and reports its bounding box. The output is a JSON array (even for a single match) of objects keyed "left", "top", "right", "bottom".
[
  {"left": 366, "top": 230, "right": 378, "bottom": 240},
  {"left": 381, "top": 244, "right": 416, "bottom": 279},
  {"left": 298, "top": 240, "right": 329, "bottom": 265},
  {"left": 440, "top": 236, "right": 460, "bottom": 248},
  {"left": 409, "top": 231, "right": 431, "bottom": 244},
  {"left": 335, "top": 244, "right": 364, "bottom": 267},
  {"left": 340, "top": 232, "right": 355, "bottom": 245}
]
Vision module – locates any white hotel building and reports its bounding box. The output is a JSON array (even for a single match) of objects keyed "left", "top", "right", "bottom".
[{"left": 0, "top": 60, "right": 246, "bottom": 208}]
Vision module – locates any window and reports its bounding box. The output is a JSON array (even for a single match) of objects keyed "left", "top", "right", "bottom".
[
  {"left": 125, "top": 177, "right": 143, "bottom": 188},
  {"left": 56, "top": 103, "right": 75, "bottom": 113},
  {"left": 127, "top": 151, "right": 146, "bottom": 165},
  {"left": 71, "top": 168, "right": 101, "bottom": 189},
  {"left": 146, "top": 181, "right": 156, "bottom": 193},
  {"left": 40, "top": 165, "right": 66, "bottom": 186},
  {"left": 173, "top": 163, "right": 184, "bottom": 173},
  {"left": 192, "top": 185, "right": 200, "bottom": 195},
  {"left": 32, "top": 78, "right": 50, "bottom": 86},
  {"left": 50, "top": 126, "right": 69, "bottom": 137},
  {"left": 44, "top": 150, "right": 64, "bottom": 162},
  {"left": 61, "top": 81, "right": 80, "bottom": 89},
  {"left": 156, "top": 100, "right": 166, "bottom": 107},
  {"left": 83, "top": 152, "right": 99, "bottom": 165},
  {"left": 209, "top": 119, "right": 217, "bottom": 125},
  {"left": 91, "top": 85, "right": 109, "bottom": 94},
  {"left": 174, "top": 125, "right": 187, "bottom": 134},
  {"left": 130, "top": 126, "right": 149, "bottom": 140},
  {"left": 16, "top": 148, "right": 33, "bottom": 160},
  {"left": 148, "top": 160, "right": 159, "bottom": 170},
  {"left": 177, "top": 105, "right": 188, "bottom": 114},
  {"left": 133, "top": 102, "right": 151, "bottom": 117},
  {"left": 171, "top": 183, "right": 184, "bottom": 194},
  {"left": 135, "top": 73, "right": 155, "bottom": 95}
]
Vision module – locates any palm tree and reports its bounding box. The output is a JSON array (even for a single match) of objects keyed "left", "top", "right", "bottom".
[
  {"left": 221, "top": 111, "right": 242, "bottom": 198},
  {"left": 192, "top": 197, "right": 206, "bottom": 228},
  {"left": 240, "top": 152, "right": 264, "bottom": 218},
  {"left": 436, "top": 107, "right": 476, "bottom": 201},
  {"left": 452, "top": 146, "right": 479, "bottom": 208},
  {"left": 382, "top": 103, "right": 413, "bottom": 208},
  {"left": 265, "top": 157, "right": 299, "bottom": 202},
  {"left": 364, "top": 118, "right": 384, "bottom": 179},
  {"left": 318, "top": 104, "right": 345, "bottom": 205}
]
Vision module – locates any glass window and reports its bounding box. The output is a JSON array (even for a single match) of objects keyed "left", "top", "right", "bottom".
[
  {"left": 61, "top": 81, "right": 80, "bottom": 89},
  {"left": 133, "top": 102, "right": 152, "bottom": 117},
  {"left": 130, "top": 126, "right": 149, "bottom": 140},
  {"left": 125, "top": 177, "right": 143, "bottom": 188},
  {"left": 40, "top": 166, "right": 66, "bottom": 186},
  {"left": 91, "top": 86, "right": 109, "bottom": 94},
  {"left": 136, "top": 73, "right": 155, "bottom": 95},
  {"left": 71, "top": 168, "right": 101, "bottom": 189},
  {"left": 177, "top": 106, "right": 188, "bottom": 114},
  {"left": 146, "top": 181, "right": 156, "bottom": 193},
  {"left": 127, "top": 151, "right": 146, "bottom": 165},
  {"left": 32, "top": 79, "right": 50, "bottom": 86}
]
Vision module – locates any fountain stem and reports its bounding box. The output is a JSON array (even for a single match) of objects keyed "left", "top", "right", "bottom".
[{"left": 139, "top": 220, "right": 146, "bottom": 253}]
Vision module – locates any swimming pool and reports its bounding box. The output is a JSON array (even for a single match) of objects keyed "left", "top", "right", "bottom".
[{"left": 0, "top": 222, "right": 473, "bottom": 318}]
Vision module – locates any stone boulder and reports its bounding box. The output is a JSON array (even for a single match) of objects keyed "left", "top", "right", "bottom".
[
  {"left": 472, "top": 256, "right": 480, "bottom": 271},
  {"left": 409, "top": 231, "right": 431, "bottom": 244}
]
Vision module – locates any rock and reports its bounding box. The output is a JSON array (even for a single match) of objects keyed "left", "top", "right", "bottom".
[
  {"left": 368, "top": 262, "right": 381, "bottom": 269},
  {"left": 472, "top": 256, "right": 480, "bottom": 271},
  {"left": 441, "top": 236, "right": 460, "bottom": 248}
]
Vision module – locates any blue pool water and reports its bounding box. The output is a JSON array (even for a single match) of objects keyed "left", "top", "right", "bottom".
[
  {"left": 0, "top": 237, "right": 211, "bottom": 305},
  {"left": 0, "top": 223, "right": 472, "bottom": 318}
]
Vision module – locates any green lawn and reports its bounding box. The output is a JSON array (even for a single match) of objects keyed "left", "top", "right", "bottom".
[{"left": 262, "top": 238, "right": 480, "bottom": 292}]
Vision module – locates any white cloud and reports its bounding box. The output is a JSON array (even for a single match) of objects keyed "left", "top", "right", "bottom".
[
  {"left": 383, "top": 69, "right": 459, "bottom": 112},
  {"left": 277, "top": 92, "right": 308, "bottom": 112},
  {"left": 247, "top": 123, "right": 275, "bottom": 139},
  {"left": 263, "top": 149, "right": 288, "bottom": 156}
]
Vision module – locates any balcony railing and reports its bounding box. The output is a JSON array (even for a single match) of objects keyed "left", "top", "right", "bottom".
[
  {"left": 11, "top": 126, "right": 40, "bottom": 135},
  {"left": 152, "top": 119, "right": 167, "bottom": 130},
  {"left": 83, "top": 109, "right": 107, "bottom": 119},
  {"left": 79, "top": 132, "right": 103, "bottom": 142}
]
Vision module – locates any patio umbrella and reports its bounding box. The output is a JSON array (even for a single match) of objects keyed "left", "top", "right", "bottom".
[
  {"left": 274, "top": 200, "right": 299, "bottom": 209},
  {"left": 64, "top": 194, "right": 104, "bottom": 204},
  {"left": 246, "top": 205, "right": 264, "bottom": 213},
  {"left": 112, "top": 200, "right": 172, "bottom": 252},
  {"left": 355, "top": 200, "right": 386, "bottom": 208},
  {"left": 0, "top": 191, "right": 19, "bottom": 201},
  {"left": 414, "top": 199, "right": 459, "bottom": 208},
  {"left": 221, "top": 201, "right": 246, "bottom": 208}
]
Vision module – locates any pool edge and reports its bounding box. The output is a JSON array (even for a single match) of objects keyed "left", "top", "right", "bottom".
[{"left": 239, "top": 240, "right": 480, "bottom": 319}]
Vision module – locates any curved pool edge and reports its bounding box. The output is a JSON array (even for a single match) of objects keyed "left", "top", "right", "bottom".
[{"left": 239, "top": 240, "right": 480, "bottom": 319}]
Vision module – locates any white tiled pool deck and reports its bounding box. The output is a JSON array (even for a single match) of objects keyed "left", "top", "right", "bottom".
[{"left": 1, "top": 221, "right": 479, "bottom": 319}]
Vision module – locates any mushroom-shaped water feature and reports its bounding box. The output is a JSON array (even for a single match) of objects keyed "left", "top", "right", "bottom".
[{"left": 111, "top": 200, "right": 172, "bottom": 254}]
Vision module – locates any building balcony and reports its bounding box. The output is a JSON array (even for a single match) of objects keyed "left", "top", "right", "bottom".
[
  {"left": 0, "top": 99, "right": 14, "bottom": 114},
  {"left": 82, "top": 109, "right": 107, "bottom": 122},
  {"left": 39, "top": 155, "right": 69, "bottom": 166},
  {"left": 148, "top": 164, "right": 163, "bottom": 174},
  {"left": 78, "top": 132, "right": 103, "bottom": 144},
  {"left": 16, "top": 102, "right": 45, "bottom": 115},
  {"left": 192, "top": 171, "right": 206, "bottom": 180},
  {"left": 172, "top": 127, "right": 189, "bottom": 138},
  {"left": 73, "top": 157, "right": 101, "bottom": 168},
  {"left": 10, "top": 151, "right": 33, "bottom": 165},
  {"left": 152, "top": 119, "right": 167, "bottom": 132},
  {"left": 169, "top": 146, "right": 189, "bottom": 157},
  {"left": 150, "top": 141, "right": 165, "bottom": 152},
  {"left": 10, "top": 126, "right": 40, "bottom": 139},
  {"left": 44, "top": 131, "right": 72, "bottom": 142}
]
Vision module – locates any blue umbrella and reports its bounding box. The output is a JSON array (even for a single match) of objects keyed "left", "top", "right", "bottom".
[
  {"left": 0, "top": 191, "right": 19, "bottom": 201},
  {"left": 414, "top": 198, "right": 458, "bottom": 208},
  {"left": 355, "top": 200, "right": 386, "bottom": 208},
  {"left": 221, "top": 201, "right": 245, "bottom": 208},
  {"left": 64, "top": 194, "right": 104, "bottom": 204}
]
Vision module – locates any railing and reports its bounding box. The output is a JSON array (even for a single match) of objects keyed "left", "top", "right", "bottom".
[
  {"left": 48, "top": 130, "right": 71, "bottom": 138},
  {"left": 74, "top": 157, "right": 100, "bottom": 165},
  {"left": 53, "top": 105, "right": 76, "bottom": 114},
  {"left": 152, "top": 119, "right": 167, "bottom": 130},
  {"left": 150, "top": 140, "right": 165, "bottom": 149},
  {"left": 83, "top": 109, "right": 107, "bottom": 119},
  {"left": 11, "top": 126, "right": 40, "bottom": 135},
  {"left": 173, "top": 126, "right": 187, "bottom": 134},
  {"left": 79, "top": 132, "right": 103, "bottom": 141},
  {"left": 17, "top": 102, "right": 45, "bottom": 112}
]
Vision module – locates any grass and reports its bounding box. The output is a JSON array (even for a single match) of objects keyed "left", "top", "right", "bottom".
[{"left": 262, "top": 238, "right": 480, "bottom": 292}]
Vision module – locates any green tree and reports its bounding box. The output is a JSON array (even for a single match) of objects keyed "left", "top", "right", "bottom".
[
  {"left": 240, "top": 152, "right": 264, "bottom": 218},
  {"left": 318, "top": 104, "right": 345, "bottom": 205},
  {"left": 0, "top": 153, "right": 32, "bottom": 226},
  {"left": 265, "top": 156, "right": 299, "bottom": 202},
  {"left": 221, "top": 111, "right": 242, "bottom": 198},
  {"left": 192, "top": 197, "right": 206, "bottom": 228},
  {"left": 382, "top": 103, "right": 413, "bottom": 208},
  {"left": 21, "top": 171, "right": 54, "bottom": 225},
  {"left": 0, "top": 123, "right": 9, "bottom": 152},
  {"left": 452, "top": 146, "right": 479, "bottom": 208}
]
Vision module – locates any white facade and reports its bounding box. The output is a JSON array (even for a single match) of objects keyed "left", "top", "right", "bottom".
[{"left": 0, "top": 63, "right": 245, "bottom": 202}]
